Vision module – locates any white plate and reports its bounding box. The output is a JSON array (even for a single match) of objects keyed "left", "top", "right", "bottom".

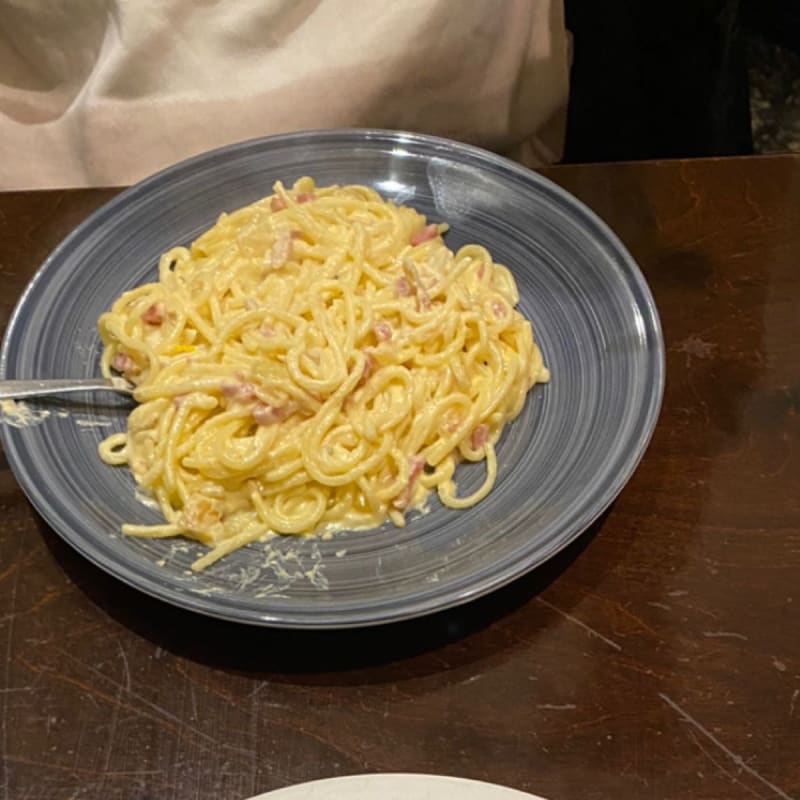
[{"left": 247, "top": 773, "right": 548, "bottom": 800}]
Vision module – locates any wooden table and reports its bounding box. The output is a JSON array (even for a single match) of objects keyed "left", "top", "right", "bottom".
[{"left": 1, "top": 156, "right": 798, "bottom": 800}]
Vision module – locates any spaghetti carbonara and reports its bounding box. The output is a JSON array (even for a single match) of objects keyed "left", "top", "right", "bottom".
[{"left": 98, "top": 177, "right": 549, "bottom": 571}]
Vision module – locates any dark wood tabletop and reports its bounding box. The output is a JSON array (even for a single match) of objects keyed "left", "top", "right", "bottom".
[{"left": 1, "top": 155, "right": 798, "bottom": 800}]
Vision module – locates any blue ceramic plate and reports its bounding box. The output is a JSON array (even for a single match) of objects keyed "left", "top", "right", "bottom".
[{"left": 0, "top": 130, "right": 663, "bottom": 627}]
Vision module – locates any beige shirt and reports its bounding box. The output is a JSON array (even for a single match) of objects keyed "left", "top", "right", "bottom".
[{"left": 0, "top": 0, "right": 569, "bottom": 189}]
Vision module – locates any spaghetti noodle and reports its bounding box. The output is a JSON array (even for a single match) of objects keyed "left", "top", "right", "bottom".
[{"left": 98, "top": 177, "right": 549, "bottom": 570}]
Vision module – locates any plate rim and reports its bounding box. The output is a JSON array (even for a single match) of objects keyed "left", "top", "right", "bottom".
[{"left": 0, "top": 128, "right": 665, "bottom": 628}]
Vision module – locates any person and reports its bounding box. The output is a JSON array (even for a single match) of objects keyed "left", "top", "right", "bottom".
[{"left": 0, "top": 0, "right": 570, "bottom": 190}]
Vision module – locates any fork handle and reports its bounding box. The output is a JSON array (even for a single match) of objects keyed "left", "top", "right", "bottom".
[{"left": 0, "top": 378, "right": 132, "bottom": 400}]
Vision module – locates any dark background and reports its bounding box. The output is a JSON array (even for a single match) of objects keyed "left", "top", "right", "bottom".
[{"left": 564, "top": 0, "right": 800, "bottom": 163}]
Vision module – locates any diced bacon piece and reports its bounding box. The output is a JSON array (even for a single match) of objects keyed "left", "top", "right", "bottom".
[
  {"left": 111, "top": 352, "right": 131, "bottom": 372},
  {"left": 393, "top": 454, "right": 426, "bottom": 510},
  {"left": 401, "top": 257, "right": 432, "bottom": 311},
  {"left": 173, "top": 394, "right": 188, "bottom": 409},
  {"left": 180, "top": 495, "right": 224, "bottom": 533},
  {"left": 471, "top": 423, "right": 489, "bottom": 450},
  {"left": 374, "top": 321, "right": 392, "bottom": 342},
  {"left": 260, "top": 324, "right": 276, "bottom": 337},
  {"left": 252, "top": 404, "right": 278, "bottom": 425},
  {"left": 269, "top": 231, "right": 293, "bottom": 269},
  {"left": 410, "top": 223, "right": 438, "bottom": 246},
  {"left": 253, "top": 400, "right": 297, "bottom": 425},
  {"left": 395, "top": 277, "right": 412, "bottom": 297},
  {"left": 492, "top": 300, "right": 507, "bottom": 318},
  {"left": 141, "top": 302, "right": 165, "bottom": 325},
  {"left": 358, "top": 352, "right": 376, "bottom": 387},
  {"left": 410, "top": 454, "right": 425, "bottom": 477},
  {"left": 296, "top": 192, "right": 315, "bottom": 204},
  {"left": 270, "top": 196, "right": 287, "bottom": 212},
  {"left": 252, "top": 403, "right": 287, "bottom": 425},
  {"left": 443, "top": 415, "right": 461, "bottom": 434},
  {"left": 244, "top": 298, "right": 259, "bottom": 311},
  {"left": 221, "top": 382, "right": 257, "bottom": 403},
  {"left": 477, "top": 263, "right": 486, "bottom": 280},
  {"left": 111, "top": 352, "right": 139, "bottom": 375}
]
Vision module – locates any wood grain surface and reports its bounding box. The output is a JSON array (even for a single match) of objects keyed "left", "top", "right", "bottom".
[{"left": 0, "top": 156, "right": 798, "bottom": 800}]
